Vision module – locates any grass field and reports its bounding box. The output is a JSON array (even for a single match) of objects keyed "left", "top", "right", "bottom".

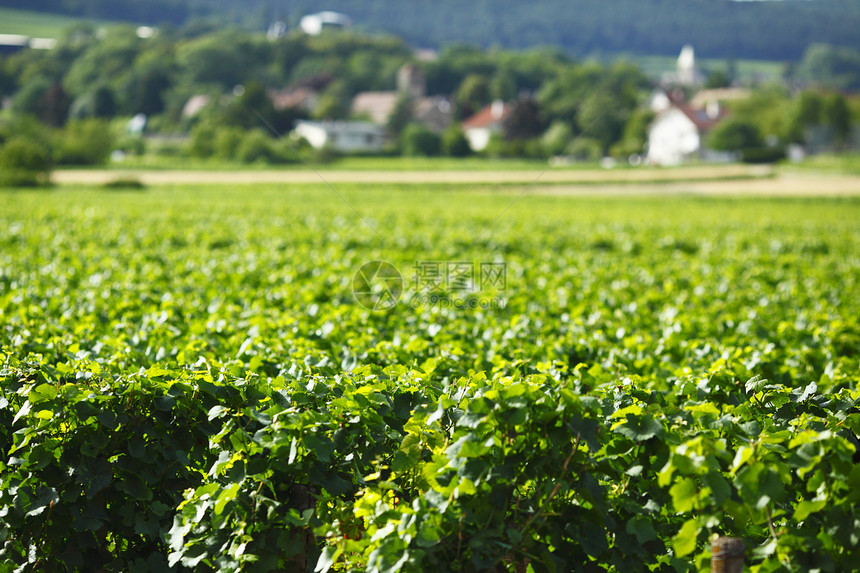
[
  {"left": 2, "top": 179, "right": 860, "bottom": 571},
  {"left": 0, "top": 7, "right": 107, "bottom": 37},
  {"left": 627, "top": 53, "right": 785, "bottom": 82}
]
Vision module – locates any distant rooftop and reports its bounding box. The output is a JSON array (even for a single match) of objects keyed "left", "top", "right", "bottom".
[
  {"left": 0, "top": 33, "right": 56, "bottom": 52},
  {"left": 299, "top": 11, "right": 352, "bottom": 36}
]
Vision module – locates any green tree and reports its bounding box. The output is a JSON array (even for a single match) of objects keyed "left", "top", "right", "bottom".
[
  {"left": 63, "top": 27, "right": 142, "bottom": 98},
  {"left": 12, "top": 77, "right": 51, "bottom": 118},
  {"left": 176, "top": 30, "right": 267, "bottom": 90},
  {"left": 541, "top": 120, "right": 573, "bottom": 156},
  {"left": 455, "top": 74, "right": 491, "bottom": 120},
  {"left": 441, "top": 126, "right": 471, "bottom": 157},
  {"left": 578, "top": 91, "right": 627, "bottom": 153},
  {"left": 707, "top": 118, "right": 763, "bottom": 152},
  {"left": 313, "top": 80, "right": 351, "bottom": 120},
  {"left": 822, "top": 93, "right": 852, "bottom": 146},
  {"left": 0, "top": 137, "right": 52, "bottom": 186},
  {"left": 705, "top": 68, "right": 732, "bottom": 89},
  {"left": 564, "top": 137, "right": 602, "bottom": 161},
  {"left": 53, "top": 119, "right": 114, "bottom": 165},
  {"left": 724, "top": 86, "right": 792, "bottom": 144},
  {"left": 212, "top": 126, "right": 246, "bottom": 160},
  {"left": 622, "top": 108, "right": 655, "bottom": 145},
  {"left": 13, "top": 79, "right": 70, "bottom": 127},
  {"left": 236, "top": 129, "right": 283, "bottom": 164},
  {"left": 386, "top": 94, "right": 414, "bottom": 139},
  {"left": 69, "top": 85, "right": 117, "bottom": 120},
  {"left": 787, "top": 90, "right": 824, "bottom": 143},
  {"left": 400, "top": 123, "right": 441, "bottom": 157},
  {"left": 538, "top": 63, "right": 603, "bottom": 127},
  {"left": 503, "top": 97, "right": 543, "bottom": 141},
  {"left": 221, "top": 82, "right": 274, "bottom": 129},
  {"left": 490, "top": 67, "right": 517, "bottom": 102},
  {"left": 0, "top": 60, "right": 15, "bottom": 99},
  {"left": 125, "top": 68, "right": 172, "bottom": 116},
  {"left": 795, "top": 44, "right": 860, "bottom": 91},
  {"left": 188, "top": 121, "right": 218, "bottom": 158}
]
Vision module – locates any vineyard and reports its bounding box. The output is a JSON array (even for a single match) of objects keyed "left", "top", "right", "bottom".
[{"left": 1, "top": 182, "right": 859, "bottom": 572}]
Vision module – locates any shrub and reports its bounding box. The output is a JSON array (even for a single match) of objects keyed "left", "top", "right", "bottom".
[
  {"left": 236, "top": 129, "right": 283, "bottom": 164},
  {"left": 401, "top": 123, "right": 441, "bottom": 157},
  {"left": 541, "top": 120, "right": 574, "bottom": 157},
  {"left": 103, "top": 177, "right": 146, "bottom": 190},
  {"left": 0, "top": 370, "right": 216, "bottom": 570},
  {"left": 213, "top": 127, "right": 246, "bottom": 161},
  {"left": 114, "top": 135, "right": 146, "bottom": 157},
  {"left": 0, "top": 137, "right": 52, "bottom": 186},
  {"left": 441, "top": 126, "right": 472, "bottom": 157},
  {"left": 53, "top": 119, "right": 114, "bottom": 166},
  {"left": 707, "top": 119, "right": 764, "bottom": 152},
  {"left": 188, "top": 121, "right": 218, "bottom": 158},
  {"left": 741, "top": 146, "right": 786, "bottom": 164},
  {"left": 565, "top": 137, "right": 603, "bottom": 162}
]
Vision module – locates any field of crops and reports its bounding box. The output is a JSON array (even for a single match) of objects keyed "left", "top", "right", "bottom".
[{"left": 2, "top": 182, "right": 859, "bottom": 572}]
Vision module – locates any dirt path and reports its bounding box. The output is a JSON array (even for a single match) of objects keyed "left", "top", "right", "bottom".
[
  {"left": 526, "top": 172, "right": 860, "bottom": 196},
  {"left": 53, "top": 165, "right": 772, "bottom": 185},
  {"left": 52, "top": 166, "right": 860, "bottom": 195}
]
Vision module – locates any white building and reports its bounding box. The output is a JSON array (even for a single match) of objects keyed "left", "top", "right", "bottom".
[
  {"left": 647, "top": 102, "right": 733, "bottom": 166},
  {"left": 299, "top": 12, "right": 352, "bottom": 36},
  {"left": 293, "top": 120, "right": 385, "bottom": 153},
  {"left": 661, "top": 45, "right": 705, "bottom": 88}
]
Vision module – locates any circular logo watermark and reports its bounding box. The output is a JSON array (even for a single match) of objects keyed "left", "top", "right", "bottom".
[{"left": 352, "top": 261, "right": 403, "bottom": 311}]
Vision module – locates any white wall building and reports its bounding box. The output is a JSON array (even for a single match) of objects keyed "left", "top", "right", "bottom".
[
  {"left": 647, "top": 103, "right": 732, "bottom": 166},
  {"left": 648, "top": 108, "right": 703, "bottom": 165},
  {"left": 293, "top": 120, "right": 385, "bottom": 153},
  {"left": 299, "top": 12, "right": 352, "bottom": 36}
]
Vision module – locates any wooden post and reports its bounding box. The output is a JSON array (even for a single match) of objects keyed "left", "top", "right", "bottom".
[{"left": 711, "top": 537, "right": 745, "bottom": 573}]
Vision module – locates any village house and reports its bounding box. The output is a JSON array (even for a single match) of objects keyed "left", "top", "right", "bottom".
[
  {"left": 646, "top": 96, "right": 733, "bottom": 165},
  {"left": 299, "top": 11, "right": 352, "bottom": 36},
  {"left": 350, "top": 64, "right": 454, "bottom": 133},
  {"left": 351, "top": 91, "right": 400, "bottom": 125},
  {"left": 461, "top": 100, "right": 515, "bottom": 152},
  {"left": 293, "top": 120, "right": 385, "bottom": 153},
  {"left": 269, "top": 87, "right": 319, "bottom": 113},
  {"left": 0, "top": 34, "right": 56, "bottom": 54}
]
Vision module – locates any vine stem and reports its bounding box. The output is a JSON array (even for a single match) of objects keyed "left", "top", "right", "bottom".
[
  {"left": 520, "top": 433, "right": 581, "bottom": 535},
  {"left": 765, "top": 504, "right": 778, "bottom": 542}
]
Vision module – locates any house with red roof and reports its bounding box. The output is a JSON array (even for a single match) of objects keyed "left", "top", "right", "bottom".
[{"left": 461, "top": 100, "right": 515, "bottom": 152}]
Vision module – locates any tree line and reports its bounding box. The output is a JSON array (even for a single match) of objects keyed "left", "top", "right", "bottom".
[{"left": 0, "top": 24, "right": 857, "bottom": 182}]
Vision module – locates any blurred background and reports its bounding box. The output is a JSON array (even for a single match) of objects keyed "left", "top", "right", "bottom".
[{"left": 0, "top": 0, "right": 857, "bottom": 181}]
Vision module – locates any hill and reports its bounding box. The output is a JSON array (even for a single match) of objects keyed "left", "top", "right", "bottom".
[
  {"left": 0, "top": 0, "right": 858, "bottom": 60},
  {"left": 0, "top": 7, "right": 106, "bottom": 37}
]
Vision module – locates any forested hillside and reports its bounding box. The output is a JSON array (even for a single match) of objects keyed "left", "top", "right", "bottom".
[{"left": 1, "top": 0, "right": 858, "bottom": 60}]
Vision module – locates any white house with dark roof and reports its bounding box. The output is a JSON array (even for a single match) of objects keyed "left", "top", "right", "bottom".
[
  {"left": 299, "top": 12, "right": 352, "bottom": 35},
  {"left": 647, "top": 100, "right": 733, "bottom": 165},
  {"left": 293, "top": 120, "right": 385, "bottom": 153}
]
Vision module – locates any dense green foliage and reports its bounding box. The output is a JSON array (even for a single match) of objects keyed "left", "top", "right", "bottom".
[
  {"left": 1, "top": 19, "right": 856, "bottom": 163},
  {"left": 0, "top": 28, "right": 654, "bottom": 158},
  {"left": 6, "top": 0, "right": 860, "bottom": 60},
  {"left": 1, "top": 182, "right": 859, "bottom": 572}
]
